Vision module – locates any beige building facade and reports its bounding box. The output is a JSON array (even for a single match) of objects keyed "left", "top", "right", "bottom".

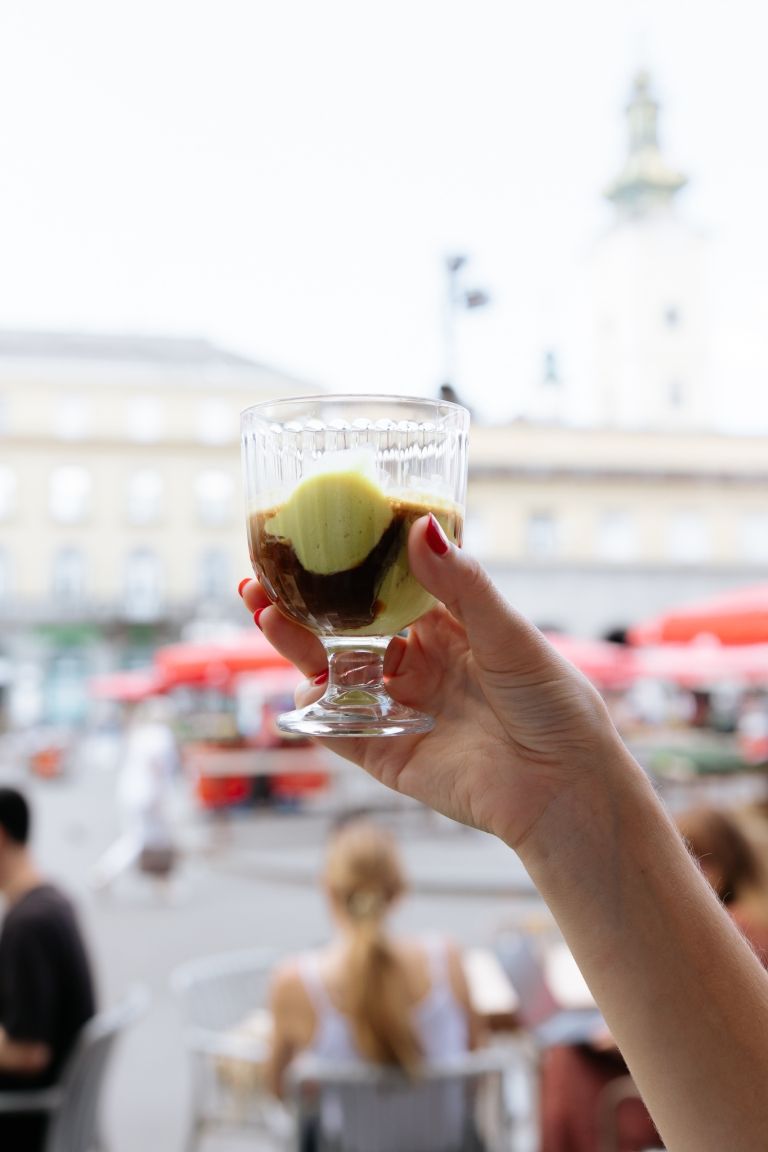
[
  {"left": 468, "top": 421, "right": 768, "bottom": 636},
  {"left": 0, "top": 332, "right": 305, "bottom": 624}
]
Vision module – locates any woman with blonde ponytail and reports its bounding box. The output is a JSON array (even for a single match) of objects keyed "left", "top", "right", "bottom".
[{"left": 265, "top": 818, "right": 481, "bottom": 1132}]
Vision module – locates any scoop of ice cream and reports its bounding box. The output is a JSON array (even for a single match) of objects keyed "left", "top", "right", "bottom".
[
  {"left": 349, "top": 504, "right": 457, "bottom": 636},
  {"left": 264, "top": 469, "right": 393, "bottom": 576}
]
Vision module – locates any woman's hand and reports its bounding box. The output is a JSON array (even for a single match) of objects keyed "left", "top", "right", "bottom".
[{"left": 240, "top": 515, "right": 623, "bottom": 851}]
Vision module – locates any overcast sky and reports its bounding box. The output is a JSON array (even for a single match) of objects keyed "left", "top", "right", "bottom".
[{"left": 1, "top": 1, "right": 766, "bottom": 425}]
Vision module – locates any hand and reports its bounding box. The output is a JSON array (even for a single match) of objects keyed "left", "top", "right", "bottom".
[{"left": 240, "top": 515, "right": 622, "bottom": 850}]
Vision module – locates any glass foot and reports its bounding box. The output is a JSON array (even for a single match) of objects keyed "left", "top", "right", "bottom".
[{"left": 277, "top": 689, "right": 434, "bottom": 738}]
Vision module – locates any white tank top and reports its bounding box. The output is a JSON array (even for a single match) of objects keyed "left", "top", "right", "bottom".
[{"left": 297, "top": 936, "right": 471, "bottom": 1152}]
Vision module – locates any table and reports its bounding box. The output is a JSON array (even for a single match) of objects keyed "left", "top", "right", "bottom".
[{"left": 463, "top": 947, "right": 521, "bottom": 1032}]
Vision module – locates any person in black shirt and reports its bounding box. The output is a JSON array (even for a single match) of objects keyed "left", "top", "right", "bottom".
[{"left": 0, "top": 786, "right": 96, "bottom": 1151}]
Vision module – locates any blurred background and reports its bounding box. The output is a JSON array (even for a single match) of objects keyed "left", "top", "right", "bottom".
[
  {"left": 2, "top": 2, "right": 768, "bottom": 1149},
  {"left": 3, "top": 0, "right": 768, "bottom": 720}
]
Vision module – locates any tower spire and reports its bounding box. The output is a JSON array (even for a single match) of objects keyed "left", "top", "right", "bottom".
[{"left": 605, "top": 72, "right": 687, "bottom": 218}]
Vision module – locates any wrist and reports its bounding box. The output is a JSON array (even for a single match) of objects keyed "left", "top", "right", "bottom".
[{"left": 508, "top": 730, "right": 657, "bottom": 884}]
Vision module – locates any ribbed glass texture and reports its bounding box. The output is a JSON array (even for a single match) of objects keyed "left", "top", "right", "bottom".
[{"left": 241, "top": 395, "right": 469, "bottom": 512}]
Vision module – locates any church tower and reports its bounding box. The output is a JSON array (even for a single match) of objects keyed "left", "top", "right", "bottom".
[{"left": 587, "top": 72, "right": 713, "bottom": 430}]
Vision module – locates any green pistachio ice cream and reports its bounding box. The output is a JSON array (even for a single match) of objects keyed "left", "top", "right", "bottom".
[{"left": 248, "top": 466, "right": 462, "bottom": 637}]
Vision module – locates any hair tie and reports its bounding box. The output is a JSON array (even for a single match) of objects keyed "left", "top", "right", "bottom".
[{"left": 346, "top": 888, "right": 386, "bottom": 920}]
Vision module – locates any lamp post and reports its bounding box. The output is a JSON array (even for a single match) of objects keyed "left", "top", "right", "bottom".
[{"left": 442, "top": 254, "right": 490, "bottom": 402}]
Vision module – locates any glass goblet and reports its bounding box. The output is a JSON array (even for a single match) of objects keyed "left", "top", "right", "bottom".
[{"left": 241, "top": 394, "right": 469, "bottom": 737}]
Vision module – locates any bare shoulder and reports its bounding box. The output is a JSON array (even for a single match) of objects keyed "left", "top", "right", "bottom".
[{"left": 269, "top": 956, "right": 312, "bottom": 1014}]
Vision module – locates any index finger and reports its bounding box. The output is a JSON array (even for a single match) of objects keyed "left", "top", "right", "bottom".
[{"left": 238, "top": 577, "right": 326, "bottom": 679}]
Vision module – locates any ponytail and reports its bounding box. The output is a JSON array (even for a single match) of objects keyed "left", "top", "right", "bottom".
[
  {"left": 342, "top": 889, "right": 422, "bottom": 1073},
  {"left": 324, "top": 820, "right": 422, "bottom": 1072}
]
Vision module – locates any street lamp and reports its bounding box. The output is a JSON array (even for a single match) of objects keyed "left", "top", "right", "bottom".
[{"left": 441, "top": 254, "right": 490, "bottom": 404}]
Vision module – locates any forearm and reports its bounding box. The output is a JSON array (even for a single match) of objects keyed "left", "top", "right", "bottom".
[
  {"left": 0, "top": 1027, "right": 50, "bottom": 1074},
  {"left": 516, "top": 737, "right": 768, "bottom": 1152}
]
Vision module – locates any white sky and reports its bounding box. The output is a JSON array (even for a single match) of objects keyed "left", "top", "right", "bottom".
[{"left": 1, "top": 0, "right": 767, "bottom": 425}]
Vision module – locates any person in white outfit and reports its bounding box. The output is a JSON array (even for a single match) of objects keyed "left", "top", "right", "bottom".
[
  {"left": 266, "top": 818, "right": 482, "bottom": 1151},
  {"left": 92, "top": 698, "right": 179, "bottom": 888}
]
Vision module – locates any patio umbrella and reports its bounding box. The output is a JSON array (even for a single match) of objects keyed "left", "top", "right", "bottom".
[
  {"left": 543, "top": 633, "right": 634, "bottom": 689},
  {"left": 89, "top": 667, "right": 169, "bottom": 702},
  {"left": 630, "top": 643, "right": 768, "bottom": 688},
  {"left": 629, "top": 584, "right": 768, "bottom": 646},
  {"left": 154, "top": 628, "right": 291, "bottom": 688}
]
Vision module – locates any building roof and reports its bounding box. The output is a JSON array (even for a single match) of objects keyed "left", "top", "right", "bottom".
[{"left": 0, "top": 329, "right": 264, "bottom": 370}]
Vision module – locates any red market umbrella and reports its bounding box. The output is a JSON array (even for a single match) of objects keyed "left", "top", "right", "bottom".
[
  {"left": 154, "top": 629, "right": 291, "bottom": 689},
  {"left": 544, "top": 633, "right": 634, "bottom": 689},
  {"left": 89, "top": 667, "right": 169, "bottom": 702},
  {"left": 631, "top": 643, "right": 768, "bottom": 688},
  {"left": 630, "top": 585, "right": 768, "bottom": 646}
]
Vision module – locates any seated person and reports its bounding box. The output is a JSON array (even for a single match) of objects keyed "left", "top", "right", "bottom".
[
  {"left": 0, "top": 787, "right": 97, "bottom": 1152},
  {"left": 539, "top": 804, "right": 768, "bottom": 1152},
  {"left": 266, "top": 817, "right": 482, "bottom": 1151}
]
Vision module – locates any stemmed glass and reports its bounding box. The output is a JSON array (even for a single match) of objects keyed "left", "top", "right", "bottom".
[{"left": 241, "top": 395, "right": 469, "bottom": 737}]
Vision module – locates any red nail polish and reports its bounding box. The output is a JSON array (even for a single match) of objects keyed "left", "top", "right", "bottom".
[
  {"left": 425, "top": 513, "right": 449, "bottom": 556},
  {"left": 313, "top": 670, "right": 329, "bottom": 686},
  {"left": 238, "top": 578, "right": 250, "bottom": 598},
  {"left": 253, "top": 608, "right": 266, "bottom": 629}
]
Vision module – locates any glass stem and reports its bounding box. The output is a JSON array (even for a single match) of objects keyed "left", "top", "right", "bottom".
[{"left": 321, "top": 638, "right": 390, "bottom": 705}]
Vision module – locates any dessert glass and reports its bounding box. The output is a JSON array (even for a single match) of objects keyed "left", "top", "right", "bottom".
[{"left": 241, "top": 395, "right": 469, "bottom": 737}]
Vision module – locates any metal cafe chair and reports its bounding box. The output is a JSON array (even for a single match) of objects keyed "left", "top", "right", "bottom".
[
  {"left": 0, "top": 984, "right": 149, "bottom": 1152},
  {"left": 287, "top": 1047, "right": 523, "bottom": 1152},
  {"left": 598, "top": 1073, "right": 664, "bottom": 1152},
  {"left": 171, "top": 946, "right": 287, "bottom": 1150}
]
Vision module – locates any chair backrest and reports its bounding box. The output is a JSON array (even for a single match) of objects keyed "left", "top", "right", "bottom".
[
  {"left": 45, "top": 985, "right": 149, "bottom": 1152},
  {"left": 171, "top": 947, "right": 278, "bottom": 1036},
  {"left": 288, "top": 1049, "right": 510, "bottom": 1152}
]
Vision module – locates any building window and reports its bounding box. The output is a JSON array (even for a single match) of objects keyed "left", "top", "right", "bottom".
[
  {"left": 462, "top": 507, "right": 490, "bottom": 557},
  {"left": 126, "top": 469, "right": 164, "bottom": 525},
  {"left": 666, "top": 511, "right": 710, "bottom": 563},
  {"left": 196, "top": 470, "right": 234, "bottom": 525},
  {"left": 52, "top": 547, "right": 86, "bottom": 604},
  {"left": 0, "top": 466, "right": 18, "bottom": 519},
  {"left": 597, "top": 511, "right": 637, "bottom": 562},
  {"left": 127, "top": 397, "right": 164, "bottom": 442},
  {"left": 526, "top": 511, "right": 559, "bottom": 559},
  {"left": 199, "top": 548, "right": 231, "bottom": 600},
  {"left": 740, "top": 513, "right": 768, "bottom": 563},
  {"left": 49, "top": 466, "right": 92, "bottom": 524},
  {"left": 197, "top": 400, "right": 235, "bottom": 445},
  {"left": 668, "top": 380, "right": 684, "bottom": 409},
  {"left": 0, "top": 548, "right": 10, "bottom": 601},
  {"left": 55, "top": 394, "right": 89, "bottom": 439},
  {"left": 123, "top": 549, "right": 163, "bottom": 620}
]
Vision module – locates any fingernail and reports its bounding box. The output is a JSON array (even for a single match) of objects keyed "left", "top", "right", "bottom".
[
  {"left": 253, "top": 608, "right": 266, "bottom": 629},
  {"left": 425, "top": 513, "right": 450, "bottom": 556},
  {"left": 238, "top": 578, "right": 250, "bottom": 598},
  {"left": 313, "top": 670, "right": 329, "bottom": 686}
]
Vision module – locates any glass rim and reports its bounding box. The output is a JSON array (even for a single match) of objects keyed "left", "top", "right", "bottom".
[{"left": 240, "top": 392, "right": 470, "bottom": 421}]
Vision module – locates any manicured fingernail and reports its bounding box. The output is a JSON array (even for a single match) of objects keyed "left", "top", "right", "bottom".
[
  {"left": 313, "top": 670, "right": 329, "bottom": 686},
  {"left": 253, "top": 608, "right": 266, "bottom": 629},
  {"left": 238, "top": 578, "right": 250, "bottom": 598},
  {"left": 425, "top": 513, "right": 450, "bottom": 556}
]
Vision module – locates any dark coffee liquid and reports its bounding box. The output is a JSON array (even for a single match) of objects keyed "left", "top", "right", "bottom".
[{"left": 249, "top": 495, "right": 462, "bottom": 635}]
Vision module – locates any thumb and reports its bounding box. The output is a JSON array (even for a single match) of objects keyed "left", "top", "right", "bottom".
[{"left": 408, "top": 515, "right": 559, "bottom": 676}]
